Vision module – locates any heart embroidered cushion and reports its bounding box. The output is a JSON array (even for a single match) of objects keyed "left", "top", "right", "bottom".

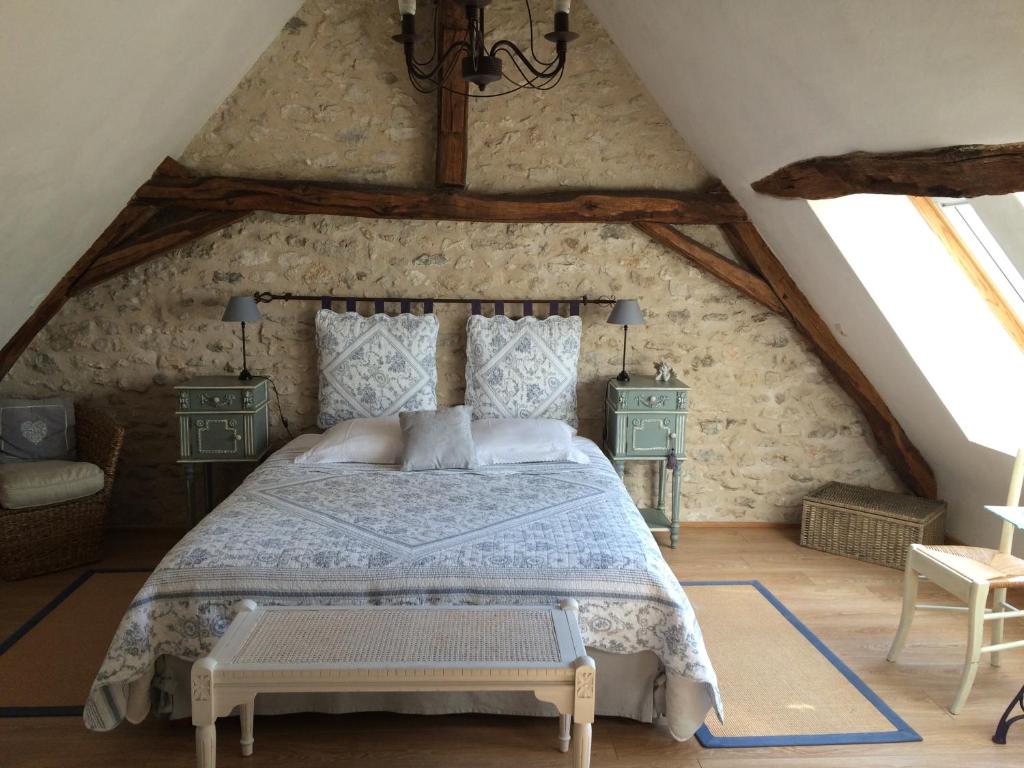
[
  {"left": 0, "top": 397, "right": 76, "bottom": 462},
  {"left": 464, "top": 314, "right": 582, "bottom": 428},
  {"left": 315, "top": 309, "right": 440, "bottom": 429}
]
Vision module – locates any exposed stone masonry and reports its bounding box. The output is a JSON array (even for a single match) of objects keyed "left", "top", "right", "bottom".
[{"left": 0, "top": 0, "right": 901, "bottom": 526}]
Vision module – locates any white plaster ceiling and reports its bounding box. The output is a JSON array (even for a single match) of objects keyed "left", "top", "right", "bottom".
[
  {"left": 586, "top": 0, "right": 1024, "bottom": 547},
  {"left": 0, "top": 0, "right": 301, "bottom": 346}
]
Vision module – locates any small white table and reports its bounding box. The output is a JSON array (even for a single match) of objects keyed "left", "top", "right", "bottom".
[{"left": 191, "top": 600, "right": 596, "bottom": 768}]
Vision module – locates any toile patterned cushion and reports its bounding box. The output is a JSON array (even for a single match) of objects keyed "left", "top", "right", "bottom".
[
  {"left": 464, "top": 315, "right": 582, "bottom": 427},
  {"left": 0, "top": 397, "right": 76, "bottom": 463},
  {"left": 316, "top": 310, "right": 439, "bottom": 429}
]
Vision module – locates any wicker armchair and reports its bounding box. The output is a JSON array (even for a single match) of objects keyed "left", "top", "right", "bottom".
[{"left": 0, "top": 405, "right": 125, "bottom": 580}]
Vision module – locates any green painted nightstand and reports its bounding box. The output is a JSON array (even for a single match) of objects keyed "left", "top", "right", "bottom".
[
  {"left": 175, "top": 376, "right": 271, "bottom": 525},
  {"left": 603, "top": 375, "right": 689, "bottom": 548}
]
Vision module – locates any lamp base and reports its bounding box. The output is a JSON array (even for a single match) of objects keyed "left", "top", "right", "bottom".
[
  {"left": 238, "top": 368, "right": 253, "bottom": 381},
  {"left": 616, "top": 370, "right": 630, "bottom": 382}
]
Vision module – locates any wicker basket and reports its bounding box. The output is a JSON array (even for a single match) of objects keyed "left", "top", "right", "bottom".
[
  {"left": 800, "top": 482, "right": 946, "bottom": 570},
  {"left": 0, "top": 405, "right": 124, "bottom": 580}
]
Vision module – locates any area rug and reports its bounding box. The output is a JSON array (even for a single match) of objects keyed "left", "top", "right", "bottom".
[
  {"left": 683, "top": 580, "right": 920, "bottom": 747},
  {"left": 0, "top": 569, "right": 149, "bottom": 716}
]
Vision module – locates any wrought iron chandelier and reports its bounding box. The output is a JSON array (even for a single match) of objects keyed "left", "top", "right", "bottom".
[{"left": 392, "top": 0, "right": 579, "bottom": 97}]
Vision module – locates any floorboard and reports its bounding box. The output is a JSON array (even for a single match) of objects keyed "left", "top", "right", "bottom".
[{"left": 1, "top": 527, "right": 1021, "bottom": 767}]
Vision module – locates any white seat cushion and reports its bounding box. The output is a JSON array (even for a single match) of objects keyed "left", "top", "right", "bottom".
[{"left": 0, "top": 460, "right": 104, "bottom": 510}]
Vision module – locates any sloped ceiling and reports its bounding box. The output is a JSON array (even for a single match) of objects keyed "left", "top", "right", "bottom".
[
  {"left": 586, "top": 0, "right": 1024, "bottom": 546},
  {"left": 0, "top": 0, "right": 301, "bottom": 348}
]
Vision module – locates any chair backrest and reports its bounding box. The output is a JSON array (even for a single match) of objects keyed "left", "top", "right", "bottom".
[{"left": 999, "top": 447, "right": 1024, "bottom": 555}]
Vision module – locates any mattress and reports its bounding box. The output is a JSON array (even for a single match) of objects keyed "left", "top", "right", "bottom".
[{"left": 84, "top": 434, "right": 720, "bottom": 739}]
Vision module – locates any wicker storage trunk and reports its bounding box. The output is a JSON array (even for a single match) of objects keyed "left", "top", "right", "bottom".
[{"left": 801, "top": 482, "right": 946, "bottom": 570}]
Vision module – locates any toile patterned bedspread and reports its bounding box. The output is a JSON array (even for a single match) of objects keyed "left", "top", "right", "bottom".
[{"left": 84, "top": 437, "right": 721, "bottom": 737}]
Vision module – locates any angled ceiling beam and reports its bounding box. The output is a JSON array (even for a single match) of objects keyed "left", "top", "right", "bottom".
[
  {"left": 721, "top": 221, "right": 937, "bottom": 498},
  {"left": 633, "top": 222, "right": 787, "bottom": 315},
  {"left": 70, "top": 208, "right": 247, "bottom": 296},
  {"left": 133, "top": 162, "right": 748, "bottom": 224},
  {"left": 435, "top": 0, "right": 469, "bottom": 188},
  {"left": 752, "top": 142, "right": 1024, "bottom": 199}
]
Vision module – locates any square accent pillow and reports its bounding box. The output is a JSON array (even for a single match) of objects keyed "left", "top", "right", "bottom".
[
  {"left": 399, "top": 406, "right": 476, "bottom": 471},
  {"left": 464, "top": 315, "right": 582, "bottom": 427},
  {"left": 0, "top": 397, "right": 76, "bottom": 462},
  {"left": 316, "top": 310, "right": 439, "bottom": 429}
]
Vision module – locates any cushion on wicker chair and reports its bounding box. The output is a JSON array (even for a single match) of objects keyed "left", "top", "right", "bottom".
[
  {"left": 0, "top": 460, "right": 104, "bottom": 510},
  {"left": 915, "top": 543, "right": 1024, "bottom": 589}
]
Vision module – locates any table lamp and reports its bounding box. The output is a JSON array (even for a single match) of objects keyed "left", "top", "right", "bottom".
[
  {"left": 222, "top": 295, "right": 262, "bottom": 381},
  {"left": 607, "top": 299, "right": 645, "bottom": 382}
]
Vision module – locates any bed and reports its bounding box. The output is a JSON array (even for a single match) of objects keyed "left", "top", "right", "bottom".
[{"left": 84, "top": 434, "right": 721, "bottom": 740}]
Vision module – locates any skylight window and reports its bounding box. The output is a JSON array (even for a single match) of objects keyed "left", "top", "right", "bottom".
[
  {"left": 935, "top": 197, "right": 1024, "bottom": 323},
  {"left": 810, "top": 194, "right": 1024, "bottom": 457}
]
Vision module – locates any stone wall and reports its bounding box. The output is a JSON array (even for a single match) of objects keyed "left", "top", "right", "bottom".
[{"left": 0, "top": 0, "right": 902, "bottom": 527}]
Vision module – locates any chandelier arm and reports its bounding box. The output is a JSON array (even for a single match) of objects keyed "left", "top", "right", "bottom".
[
  {"left": 522, "top": 0, "right": 559, "bottom": 68},
  {"left": 489, "top": 40, "right": 565, "bottom": 80},
  {"left": 498, "top": 46, "right": 556, "bottom": 89},
  {"left": 405, "top": 39, "right": 472, "bottom": 83},
  {"left": 408, "top": 2, "right": 441, "bottom": 68}
]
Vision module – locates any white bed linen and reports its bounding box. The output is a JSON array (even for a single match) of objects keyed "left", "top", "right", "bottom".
[{"left": 85, "top": 435, "right": 720, "bottom": 739}]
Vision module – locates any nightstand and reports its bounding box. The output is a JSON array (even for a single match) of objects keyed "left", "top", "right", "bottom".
[
  {"left": 603, "top": 375, "right": 689, "bottom": 548},
  {"left": 175, "top": 376, "right": 271, "bottom": 525}
]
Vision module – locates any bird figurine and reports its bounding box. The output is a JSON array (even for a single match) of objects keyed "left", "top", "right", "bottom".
[{"left": 654, "top": 360, "right": 675, "bottom": 382}]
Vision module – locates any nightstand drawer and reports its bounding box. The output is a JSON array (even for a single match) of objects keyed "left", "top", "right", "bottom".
[
  {"left": 620, "top": 390, "right": 680, "bottom": 412},
  {"left": 178, "top": 409, "right": 268, "bottom": 461},
  {"left": 178, "top": 380, "right": 268, "bottom": 412},
  {"left": 624, "top": 414, "right": 684, "bottom": 455}
]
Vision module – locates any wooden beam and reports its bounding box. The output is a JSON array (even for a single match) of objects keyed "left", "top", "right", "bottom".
[
  {"left": 910, "top": 196, "right": 1024, "bottom": 353},
  {"left": 633, "top": 222, "right": 787, "bottom": 315},
  {"left": 71, "top": 209, "right": 247, "bottom": 295},
  {"left": 722, "top": 221, "right": 937, "bottom": 499},
  {"left": 0, "top": 204, "right": 156, "bottom": 380},
  {"left": 752, "top": 142, "right": 1024, "bottom": 199},
  {"left": 133, "top": 169, "right": 747, "bottom": 225},
  {"left": 435, "top": 0, "right": 469, "bottom": 188}
]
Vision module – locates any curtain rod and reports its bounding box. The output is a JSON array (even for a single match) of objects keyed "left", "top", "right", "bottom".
[{"left": 253, "top": 292, "right": 615, "bottom": 306}]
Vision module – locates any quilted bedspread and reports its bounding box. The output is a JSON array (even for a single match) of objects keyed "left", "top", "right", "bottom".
[{"left": 84, "top": 437, "right": 721, "bottom": 736}]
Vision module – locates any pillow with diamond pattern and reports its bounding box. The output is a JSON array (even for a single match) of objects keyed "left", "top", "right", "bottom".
[
  {"left": 0, "top": 397, "right": 76, "bottom": 462},
  {"left": 464, "top": 314, "right": 582, "bottom": 428},
  {"left": 316, "top": 310, "right": 440, "bottom": 429}
]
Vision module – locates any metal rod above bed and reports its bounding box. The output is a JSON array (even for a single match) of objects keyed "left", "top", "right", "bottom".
[{"left": 253, "top": 292, "right": 615, "bottom": 317}]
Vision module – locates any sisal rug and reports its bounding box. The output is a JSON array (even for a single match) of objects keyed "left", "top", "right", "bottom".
[
  {"left": 0, "top": 569, "right": 149, "bottom": 716},
  {"left": 684, "top": 580, "right": 920, "bottom": 747}
]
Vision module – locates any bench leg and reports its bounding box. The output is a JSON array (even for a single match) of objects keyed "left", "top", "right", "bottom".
[
  {"left": 572, "top": 722, "right": 591, "bottom": 768},
  {"left": 196, "top": 724, "right": 216, "bottom": 768},
  {"left": 558, "top": 713, "right": 571, "bottom": 753},
  {"left": 240, "top": 700, "right": 254, "bottom": 757}
]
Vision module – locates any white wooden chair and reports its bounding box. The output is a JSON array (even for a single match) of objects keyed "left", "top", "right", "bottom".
[{"left": 887, "top": 448, "right": 1024, "bottom": 714}]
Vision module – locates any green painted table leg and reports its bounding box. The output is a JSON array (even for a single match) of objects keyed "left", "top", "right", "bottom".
[{"left": 670, "top": 466, "right": 682, "bottom": 549}]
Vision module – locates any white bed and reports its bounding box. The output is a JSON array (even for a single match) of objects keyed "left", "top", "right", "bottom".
[{"left": 84, "top": 434, "right": 720, "bottom": 740}]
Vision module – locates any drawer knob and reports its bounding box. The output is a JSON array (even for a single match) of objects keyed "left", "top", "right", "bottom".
[
  {"left": 669, "top": 432, "right": 677, "bottom": 440},
  {"left": 212, "top": 396, "right": 223, "bottom": 405},
  {"left": 646, "top": 396, "right": 658, "bottom": 406}
]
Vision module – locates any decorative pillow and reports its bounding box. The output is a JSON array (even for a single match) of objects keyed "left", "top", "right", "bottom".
[
  {"left": 0, "top": 397, "right": 76, "bottom": 463},
  {"left": 472, "top": 418, "right": 590, "bottom": 466},
  {"left": 316, "top": 310, "right": 439, "bottom": 429},
  {"left": 464, "top": 315, "right": 582, "bottom": 427},
  {"left": 399, "top": 406, "right": 476, "bottom": 471},
  {"left": 295, "top": 416, "right": 402, "bottom": 465}
]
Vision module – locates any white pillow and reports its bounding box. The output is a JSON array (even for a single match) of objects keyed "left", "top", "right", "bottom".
[
  {"left": 471, "top": 418, "right": 589, "bottom": 466},
  {"left": 295, "top": 416, "right": 402, "bottom": 465}
]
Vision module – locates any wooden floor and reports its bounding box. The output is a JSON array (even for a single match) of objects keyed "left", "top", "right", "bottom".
[{"left": 2, "top": 527, "right": 1023, "bottom": 768}]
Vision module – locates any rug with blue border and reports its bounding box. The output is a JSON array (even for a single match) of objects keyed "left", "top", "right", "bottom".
[{"left": 683, "top": 579, "right": 920, "bottom": 748}]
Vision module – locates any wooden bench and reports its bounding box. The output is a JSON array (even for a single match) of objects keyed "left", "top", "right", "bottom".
[{"left": 191, "top": 599, "right": 596, "bottom": 768}]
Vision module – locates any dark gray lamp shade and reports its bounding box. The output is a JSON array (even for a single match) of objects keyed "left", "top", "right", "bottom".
[
  {"left": 222, "top": 296, "right": 263, "bottom": 323},
  {"left": 606, "top": 299, "right": 644, "bottom": 326}
]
